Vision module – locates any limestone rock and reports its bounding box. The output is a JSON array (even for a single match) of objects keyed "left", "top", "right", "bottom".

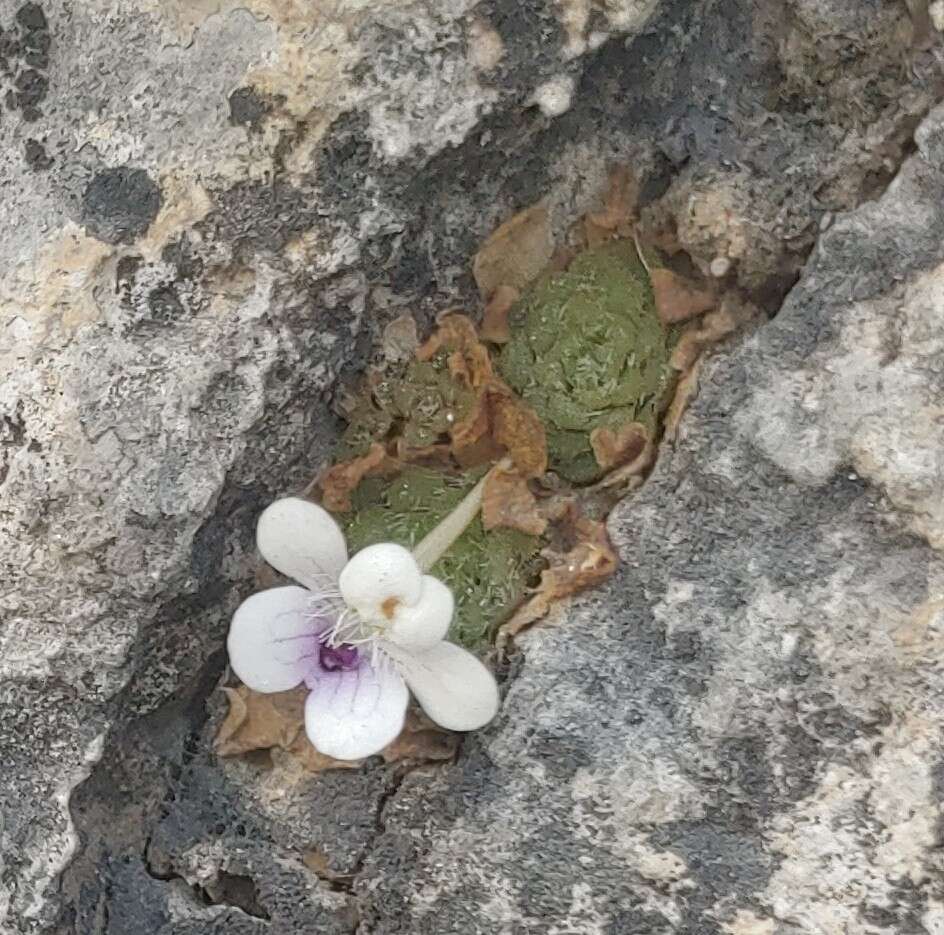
[
  {"left": 357, "top": 102, "right": 944, "bottom": 933},
  {"left": 1, "top": 0, "right": 942, "bottom": 932}
]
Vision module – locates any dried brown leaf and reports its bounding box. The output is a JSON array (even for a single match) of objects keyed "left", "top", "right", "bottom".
[
  {"left": 467, "top": 344, "right": 495, "bottom": 388},
  {"left": 590, "top": 422, "right": 650, "bottom": 472},
  {"left": 319, "top": 441, "right": 400, "bottom": 512},
  {"left": 414, "top": 314, "right": 546, "bottom": 473},
  {"left": 498, "top": 507, "right": 617, "bottom": 647},
  {"left": 670, "top": 295, "right": 758, "bottom": 371},
  {"left": 636, "top": 206, "right": 684, "bottom": 255},
  {"left": 417, "top": 311, "right": 478, "bottom": 359},
  {"left": 447, "top": 349, "right": 471, "bottom": 387},
  {"left": 215, "top": 685, "right": 307, "bottom": 757},
  {"left": 447, "top": 348, "right": 493, "bottom": 393},
  {"left": 482, "top": 464, "right": 547, "bottom": 536},
  {"left": 664, "top": 357, "right": 702, "bottom": 442},
  {"left": 550, "top": 245, "right": 577, "bottom": 273},
  {"left": 593, "top": 447, "right": 655, "bottom": 493},
  {"left": 394, "top": 437, "right": 454, "bottom": 466},
  {"left": 450, "top": 392, "right": 502, "bottom": 468},
  {"left": 418, "top": 312, "right": 494, "bottom": 388},
  {"left": 480, "top": 284, "right": 519, "bottom": 344},
  {"left": 583, "top": 167, "right": 640, "bottom": 247},
  {"left": 588, "top": 166, "right": 640, "bottom": 231},
  {"left": 650, "top": 267, "right": 716, "bottom": 324},
  {"left": 382, "top": 709, "right": 459, "bottom": 762},
  {"left": 491, "top": 390, "right": 547, "bottom": 479},
  {"left": 473, "top": 203, "right": 554, "bottom": 298},
  {"left": 583, "top": 217, "right": 610, "bottom": 249},
  {"left": 287, "top": 735, "right": 361, "bottom": 772},
  {"left": 217, "top": 687, "right": 457, "bottom": 773}
]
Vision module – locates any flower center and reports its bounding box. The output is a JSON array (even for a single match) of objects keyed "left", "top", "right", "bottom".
[{"left": 318, "top": 642, "right": 360, "bottom": 672}]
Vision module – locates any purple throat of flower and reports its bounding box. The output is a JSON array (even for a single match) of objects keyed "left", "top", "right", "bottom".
[{"left": 318, "top": 641, "right": 360, "bottom": 672}]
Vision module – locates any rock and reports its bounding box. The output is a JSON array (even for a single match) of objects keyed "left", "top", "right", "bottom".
[
  {"left": 0, "top": 0, "right": 941, "bottom": 933},
  {"left": 357, "top": 103, "right": 944, "bottom": 933}
]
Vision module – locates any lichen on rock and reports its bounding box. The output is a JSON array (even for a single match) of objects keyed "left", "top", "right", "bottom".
[{"left": 499, "top": 239, "right": 676, "bottom": 482}]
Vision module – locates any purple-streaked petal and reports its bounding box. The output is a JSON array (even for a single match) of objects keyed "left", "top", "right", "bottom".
[
  {"left": 304, "top": 658, "right": 408, "bottom": 761},
  {"left": 387, "top": 575, "right": 453, "bottom": 650},
  {"left": 256, "top": 497, "right": 348, "bottom": 590},
  {"left": 392, "top": 640, "right": 499, "bottom": 732},
  {"left": 227, "top": 586, "right": 321, "bottom": 692},
  {"left": 337, "top": 542, "right": 422, "bottom": 616}
]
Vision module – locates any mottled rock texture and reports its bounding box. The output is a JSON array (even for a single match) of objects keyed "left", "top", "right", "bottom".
[
  {"left": 356, "top": 121, "right": 944, "bottom": 933},
  {"left": 1, "top": 0, "right": 942, "bottom": 932}
]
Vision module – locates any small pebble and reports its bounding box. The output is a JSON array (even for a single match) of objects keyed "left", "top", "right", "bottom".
[
  {"left": 709, "top": 256, "right": 730, "bottom": 277},
  {"left": 931, "top": 0, "right": 944, "bottom": 32},
  {"left": 532, "top": 76, "right": 575, "bottom": 118}
]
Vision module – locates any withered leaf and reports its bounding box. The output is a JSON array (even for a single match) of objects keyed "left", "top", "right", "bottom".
[
  {"left": 417, "top": 311, "right": 478, "bottom": 359},
  {"left": 286, "top": 734, "right": 361, "bottom": 773},
  {"left": 473, "top": 203, "right": 554, "bottom": 298},
  {"left": 670, "top": 295, "right": 757, "bottom": 371},
  {"left": 636, "top": 204, "right": 684, "bottom": 256},
  {"left": 588, "top": 166, "right": 640, "bottom": 231},
  {"left": 584, "top": 166, "right": 640, "bottom": 247},
  {"left": 451, "top": 386, "right": 547, "bottom": 474},
  {"left": 447, "top": 349, "right": 471, "bottom": 387},
  {"left": 593, "top": 446, "right": 656, "bottom": 493},
  {"left": 216, "top": 685, "right": 307, "bottom": 757},
  {"left": 480, "top": 284, "right": 519, "bottom": 344},
  {"left": 491, "top": 390, "right": 548, "bottom": 479},
  {"left": 650, "top": 267, "right": 716, "bottom": 324},
  {"left": 450, "top": 392, "right": 503, "bottom": 468},
  {"left": 590, "top": 422, "right": 650, "bottom": 472},
  {"left": 394, "top": 437, "right": 454, "bottom": 466},
  {"left": 217, "top": 686, "right": 457, "bottom": 772},
  {"left": 583, "top": 216, "right": 611, "bottom": 249},
  {"left": 498, "top": 507, "right": 617, "bottom": 647},
  {"left": 549, "top": 245, "right": 577, "bottom": 273},
  {"left": 664, "top": 357, "right": 701, "bottom": 442},
  {"left": 319, "top": 442, "right": 400, "bottom": 513},
  {"left": 395, "top": 312, "right": 548, "bottom": 476},
  {"left": 482, "top": 463, "right": 547, "bottom": 536},
  {"left": 418, "top": 312, "right": 494, "bottom": 389},
  {"left": 382, "top": 709, "right": 459, "bottom": 763}
]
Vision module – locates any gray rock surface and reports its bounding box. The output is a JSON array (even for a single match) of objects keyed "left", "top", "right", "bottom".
[
  {"left": 1, "top": 0, "right": 942, "bottom": 932},
  {"left": 356, "top": 107, "right": 944, "bottom": 933}
]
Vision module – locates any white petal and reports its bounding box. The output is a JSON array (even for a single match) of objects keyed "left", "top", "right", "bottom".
[
  {"left": 257, "top": 497, "right": 348, "bottom": 590},
  {"left": 304, "top": 659, "right": 408, "bottom": 760},
  {"left": 338, "top": 542, "right": 422, "bottom": 617},
  {"left": 394, "top": 641, "right": 500, "bottom": 732},
  {"left": 227, "top": 586, "right": 320, "bottom": 692},
  {"left": 387, "top": 575, "right": 453, "bottom": 650}
]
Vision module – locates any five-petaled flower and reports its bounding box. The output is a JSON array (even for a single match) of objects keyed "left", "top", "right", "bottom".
[{"left": 227, "top": 497, "right": 500, "bottom": 760}]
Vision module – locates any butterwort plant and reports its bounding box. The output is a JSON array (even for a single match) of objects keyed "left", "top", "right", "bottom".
[{"left": 227, "top": 472, "right": 499, "bottom": 760}]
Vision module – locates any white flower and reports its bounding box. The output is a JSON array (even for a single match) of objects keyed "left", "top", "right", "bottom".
[{"left": 227, "top": 497, "right": 500, "bottom": 761}]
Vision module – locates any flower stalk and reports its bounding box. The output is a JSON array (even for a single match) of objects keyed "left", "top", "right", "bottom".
[{"left": 411, "top": 458, "right": 510, "bottom": 571}]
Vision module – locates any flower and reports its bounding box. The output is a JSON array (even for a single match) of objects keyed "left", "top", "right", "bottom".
[{"left": 227, "top": 497, "right": 500, "bottom": 760}]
